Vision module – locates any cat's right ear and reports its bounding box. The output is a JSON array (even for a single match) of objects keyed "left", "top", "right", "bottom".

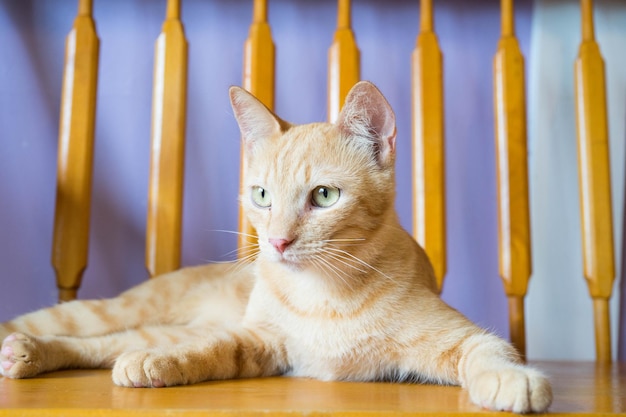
[
  {"left": 229, "top": 86, "right": 285, "bottom": 151},
  {"left": 336, "top": 81, "right": 396, "bottom": 168}
]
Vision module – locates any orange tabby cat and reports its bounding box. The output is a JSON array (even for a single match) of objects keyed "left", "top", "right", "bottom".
[{"left": 0, "top": 81, "right": 552, "bottom": 413}]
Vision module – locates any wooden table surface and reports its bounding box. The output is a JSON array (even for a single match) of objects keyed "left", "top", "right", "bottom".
[{"left": 0, "top": 361, "right": 624, "bottom": 416}]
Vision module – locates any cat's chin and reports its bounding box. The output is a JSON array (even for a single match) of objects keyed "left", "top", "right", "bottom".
[{"left": 273, "top": 258, "right": 305, "bottom": 272}]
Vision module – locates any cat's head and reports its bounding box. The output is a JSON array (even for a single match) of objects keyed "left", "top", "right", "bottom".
[{"left": 230, "top": 81, "right": 397, "bottom": 278}]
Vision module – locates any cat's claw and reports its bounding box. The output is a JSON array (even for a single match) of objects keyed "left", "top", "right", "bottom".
[
  {"left": 0, "top": 332, "right": 44, "bottom": 379},
  {"left": 467, "top": 366, "right": 552, "bottom": 414},
  {"left": 112, "top": 350, "right": 186, "bottom": 388}
]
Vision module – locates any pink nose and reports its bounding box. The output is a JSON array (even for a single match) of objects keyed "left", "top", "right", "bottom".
[{"left": 269, "top": 238, "right": 293, "bottom": 254}]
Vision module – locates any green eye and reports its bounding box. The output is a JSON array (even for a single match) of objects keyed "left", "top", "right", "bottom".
[
  {"left": 251, "top": 186, "right": 271, "bottom": 208},
  {"left": 311, "top": 186, "right": 340, "bottom": 208}
]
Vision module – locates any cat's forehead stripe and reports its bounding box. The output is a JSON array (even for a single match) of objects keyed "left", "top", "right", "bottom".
[{"left": 270, "top": 124, "right": 336, "bottom": 184}]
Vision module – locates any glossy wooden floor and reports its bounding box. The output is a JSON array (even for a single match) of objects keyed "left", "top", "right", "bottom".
[{"left": 0, "top": 362, "right": 624, "bottom": 416}]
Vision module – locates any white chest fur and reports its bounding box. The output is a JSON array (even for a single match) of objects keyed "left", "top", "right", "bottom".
[{"left": 244, "top": 268, "right": 400, "bottom": 381}]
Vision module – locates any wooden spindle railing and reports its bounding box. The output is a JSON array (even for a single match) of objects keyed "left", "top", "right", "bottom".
[
  {"left": 574, "top": 0, "right": 615, "bottom": 363},
  {"left": 328, "top": 0, "right": 360, "bottom": 122},
  {"left": 146, "top": 0, "right": 188, "bottom": 277},
  {"left": 493, "top": 0, "right": 531, "bottom": 359},
  {"left": 51, "top": 0, "right": 100, "bottom": 302},
  {"left": 411, "top": 0, "right": 446, "bottom": 293},
  {"left": 239, "top": 0, "right": 275, "bottom": 253}
]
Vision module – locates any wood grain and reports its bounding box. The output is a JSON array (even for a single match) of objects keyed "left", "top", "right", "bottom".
[
  {"left": 411, "top": 0, "right": 446, "bottom": 293},
  {"left": 51, "top": 0, "right": 99, "bottom": 302},
  {"left": 0, "top": 362, "right": 624, "bottom": 416},
  {"left": 145, "top": 0, "right": 188, "bottom": 277},
  {"left": 239, "top": 0, "right": 275, "bottom": 253},
  {"left": 493, "top": 0, "right": 532, "bottom": 359},
  {"left": 574, "top": 0, "right": 615, "bottom": 363},
  {"left": 328, "top": 0, "right": 360, "bottom": 123}
]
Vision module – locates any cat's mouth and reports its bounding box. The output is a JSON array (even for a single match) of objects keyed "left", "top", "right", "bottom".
[{"left": 264, "top": 245, "right": 312, "bottom": 272}]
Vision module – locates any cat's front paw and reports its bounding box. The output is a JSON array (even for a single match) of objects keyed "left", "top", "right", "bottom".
[
  {"left": 0, "top": 333, "right": 44, "bottom": 379},
  {"left": 468, "top": 366, "right": 552, "bottom": 413},
  {"left": 112, "top": 350, "right": 187, "bottom": 388}
]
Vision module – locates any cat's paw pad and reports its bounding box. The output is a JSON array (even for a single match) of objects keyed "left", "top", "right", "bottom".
[
  {"left": 112, "top": 350, "right": 186, "bottom": 388},
  {"left": 468, "top": 366, "right": 552, "bottom": 413},
  {"left": 0, "top": 333, "right": 44, "bottom": 379}
]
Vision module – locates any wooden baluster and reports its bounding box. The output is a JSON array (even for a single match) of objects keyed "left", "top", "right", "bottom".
[
  {"left": 239, "top": 0, "right": 275, "bottom": 253},
  {"left": 493, "top": 0, "right": 531, "bottom": 359},
  {"left": 51, "top": 0, "right": 100, "bottom": 302},
  {"left": 328, "top": 0, "right": 360, "bottom": 122},
  {"left": 575, "top": 0, "right": 614, "bottom": 363},
  {"left": 411, "top": 0, "right": 445, "bottom": 293},
  {"left": 146, "top": 0, "right": 188, "bottom": 277}
]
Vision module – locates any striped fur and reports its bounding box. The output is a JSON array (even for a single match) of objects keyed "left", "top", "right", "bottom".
[{"left": 0, "top": 82, "right": 551, "bottom": 413}]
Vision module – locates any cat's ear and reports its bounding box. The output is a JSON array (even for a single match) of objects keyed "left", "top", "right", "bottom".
[
  {"left": 336, "top": 81, "right": 396, "bottom": 167},
  {"left": 229, "top": 86, "right": 287, "bottom": 151}
]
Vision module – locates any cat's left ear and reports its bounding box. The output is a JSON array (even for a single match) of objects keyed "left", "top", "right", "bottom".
[
  {"left": 229, "top": 86, "right": 287, "bottom": 151},
  {"left": 336, "top": 81, "right": 397, "bottom": 167}
]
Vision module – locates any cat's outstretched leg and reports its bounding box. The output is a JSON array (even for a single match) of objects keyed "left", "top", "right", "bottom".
[
  {"left": 398, "top": 323, "right": 552, "bottom": 413},
  {"left": 455, "top": 332, "right": 552, "bottom": 413},
  {"left": 0, "top": 325, "right": 218, "bottom": 379},
  {"left": 0, "top": 277, "right": 182, "bottom": 340},
  {"left": 111, "top": 327, "right": 288, "bottom": 387},
  {"left": 0, "top": 297, "right": 151, "bottom": 341},
  {"left": 0, "top": 263, "right": 252, "bottom": 341},
  {"left": 388, "top": 289, "right": 552, "bottom": 414}
]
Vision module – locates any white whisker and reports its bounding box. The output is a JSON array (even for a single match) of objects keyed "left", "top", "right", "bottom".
[
  {"left": 311, "top": 254, "right": 354, "bottom": 290},
  {"left": 224, "top": 248, "right": 260, "bottom": 275},
  {"left": 204, "top": 259, "right": 237, "bottom": 265},
  {"left": 236, "top": 250, "right": 259, "bottom": 264},
  {"left": 319, "top": 249, "right": 368, "bottom": 274},
  {"left": 208, "top": 229, "right": 259, "bottom": 240},
  {"left": 322, "top": 238, "right": 366, "bottom": 243},
  {"left": 323, "top": 246, "right": 393, "bottom": 281},
  {"left": 222, "top": 243, "right": 259, "bottom": 259}
]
